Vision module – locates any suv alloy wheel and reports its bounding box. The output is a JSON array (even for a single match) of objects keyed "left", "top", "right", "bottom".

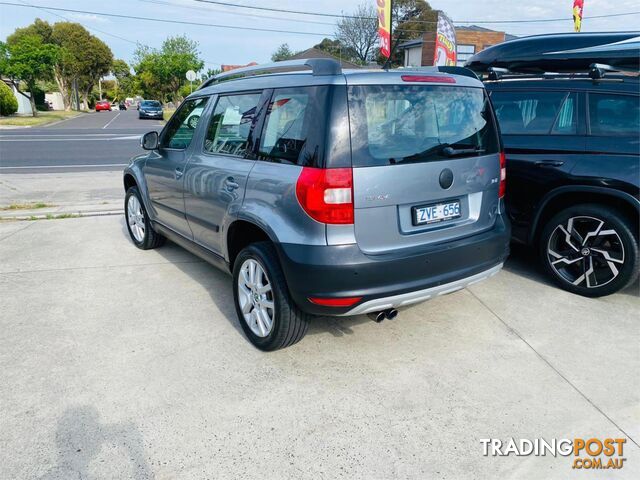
[{"left": 540, "top": 204, "right": 639, "bottom": 297}]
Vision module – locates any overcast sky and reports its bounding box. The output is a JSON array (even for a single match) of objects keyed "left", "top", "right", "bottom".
[{"left": 1, "top": 0, "right": 639, "bottom": 70}]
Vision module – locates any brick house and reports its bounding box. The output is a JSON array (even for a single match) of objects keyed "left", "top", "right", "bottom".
[{"left": 399, "top": 25, "right": 516, "bottom": 68}]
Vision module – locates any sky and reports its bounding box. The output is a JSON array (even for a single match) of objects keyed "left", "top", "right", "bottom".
[{"left": 1, "top": 0, "right": 639, "bottom": 70}]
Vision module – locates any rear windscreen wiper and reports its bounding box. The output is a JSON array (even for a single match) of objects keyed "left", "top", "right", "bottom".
[{"left": 443, "top": 146, "right": 486, "bottom": 157}]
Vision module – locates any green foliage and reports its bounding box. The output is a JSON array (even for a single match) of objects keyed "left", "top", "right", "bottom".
[
  {"left": 314, "top": 38, "right": 358, "bottom": 63},
  {"left": 133, "top": 35, "right": 204, "bottom": 102},
  {"left": 271, "top": 43, "right": 295, "bottom": 62},
  {"left": 0, "top": 80, "right": 18, "bottom": 116},
  {"left": 386, "top": 0, "right": 438, "bottom": 66}
]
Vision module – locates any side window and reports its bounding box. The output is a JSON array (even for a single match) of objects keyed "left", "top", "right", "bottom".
[
  {"left": 589, "top": 93, "right": 639, "bottom": 136},
  {"left": 204, "top": 93, "right": 261, "bottom": 157},
  {"left": 161, "top": 97, "right": 209, "bottom": 149},
  {"left": 258, "top": 87, "right": 329, "bottom": 166},
  {"left": 491, "top": 91, "right": 573, "bottom": 135},
  {"left": 551, "top": 93, "right": 578, "bottom": 135}
]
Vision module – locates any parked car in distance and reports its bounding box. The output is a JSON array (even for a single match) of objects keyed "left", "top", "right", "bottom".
[
  {"left": 123, "top": 59, "right": 510, "bottom": 350},
  {"left": 95, "top": 100, "right": 111, "bottom": 112},
  {"left": 485, "top": 72, "right": 639, "bottom": 297},
  {"left": 138, "top": 100, "right": 163, "bottom": 119}
]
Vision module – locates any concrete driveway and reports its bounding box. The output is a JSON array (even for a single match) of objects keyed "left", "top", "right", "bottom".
[{"left": 1, "top": 215, "right": 638, "bottom": 479}]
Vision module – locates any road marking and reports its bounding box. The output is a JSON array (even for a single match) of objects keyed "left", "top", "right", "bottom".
[
  {"left": 0, "top": 163, "right": 128, "bottom": 169},
  {"left": 102, "top": 112, "right": 121, "bottom": 129}
]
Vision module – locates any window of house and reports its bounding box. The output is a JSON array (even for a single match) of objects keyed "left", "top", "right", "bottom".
[
  {"left": 204, "top": 93, "right": 261, "bottom": 157},
  {"left": 589, "top": 93, "right": 639, "bottom": 136},
  {"left": 456, "top": 44, "right": 475, "bottom": 66}
]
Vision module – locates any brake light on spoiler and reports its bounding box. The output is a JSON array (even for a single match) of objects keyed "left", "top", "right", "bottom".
[{"left": 401, "top": 75, "right": 456, "bottom": 84}]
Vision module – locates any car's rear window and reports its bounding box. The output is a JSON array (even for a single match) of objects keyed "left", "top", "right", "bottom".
[{"left": 348, "top": 85, "right": 499, "bottom": 167}]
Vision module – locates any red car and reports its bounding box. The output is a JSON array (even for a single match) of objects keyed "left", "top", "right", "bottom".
[{"left": 95, "top": 100, "right": 111, "bottom": 112}]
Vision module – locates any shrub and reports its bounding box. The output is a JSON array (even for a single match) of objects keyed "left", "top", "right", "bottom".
[{"left": 0, "top": 81, "right": 19, "bottom": 116}]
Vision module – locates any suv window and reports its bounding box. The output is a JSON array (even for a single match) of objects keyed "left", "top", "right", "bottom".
[
  {"left": 161, "top": 97, "right": 209, "bottom": 149},
  {"left": 204, "top": 93, "right": 261, "bottom": 157},
  {"left": 492, "top": 91, "right": 577, "bottom": 135},
  {"left": 258, "top": 86, "right": 330, "bottom": 166},
  {"left": 589, "top": 93, "right": 639, "bottom": 136},
  {"left": 348, "top": 85, "right": 499, "bottom": 167}
]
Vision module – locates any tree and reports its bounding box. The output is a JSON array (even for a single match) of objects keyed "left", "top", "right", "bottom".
[
  {"left": 50, "top": 22, "right": 113, "bottom": 110},
  {"left": 271, "top": 43, "right": 294, "bottom": 62},
  {"left": 3, "top": 34, "right": 58, "bottom": 116},
  {"left": 336, "top": 3, "right": 379, "bottom": 63},
  {"left": 0, "top": 80, "right": 18, "bottom": 116},
  {"left": 133, "top": 35, "right": 204, "bottom": 102}
]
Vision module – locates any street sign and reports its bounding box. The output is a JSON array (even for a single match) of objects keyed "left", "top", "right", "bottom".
[{"left": 186, "top": 70, "right": 197, "bottom": 81}]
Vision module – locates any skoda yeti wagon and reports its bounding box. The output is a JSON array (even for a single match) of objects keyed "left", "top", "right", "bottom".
[{"left": 123, "top": 59, "right": 510, "bottom": 351}]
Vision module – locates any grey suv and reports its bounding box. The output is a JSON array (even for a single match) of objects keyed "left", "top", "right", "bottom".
[{"left": 123, "top": 59, "right": 510, "bottom": 350}]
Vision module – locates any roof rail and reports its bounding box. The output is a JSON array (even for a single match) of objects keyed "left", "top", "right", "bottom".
[{"left": 199, "top": 58, "right": 342, "bottom": 89}]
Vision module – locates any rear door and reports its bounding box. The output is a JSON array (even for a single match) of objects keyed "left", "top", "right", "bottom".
[
  {"left": 183, "top": 91, "right": 266, "bottom": 255},
  {"left": 347, "top": 79, "right": 502, "bottom": 254},
  {"left": 490, "top": 89, "right": 585, "bottom": 241}
]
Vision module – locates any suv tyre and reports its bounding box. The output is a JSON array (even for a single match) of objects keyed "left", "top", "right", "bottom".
[
  {"left": 233, "top": 242, "right": 309, "bottom": 351},
  {"left": 125, "top": 186, "right": 165, "bottom": 250},
  {"left": 539, "top": 204, "right": 639, "bottom": 297}
]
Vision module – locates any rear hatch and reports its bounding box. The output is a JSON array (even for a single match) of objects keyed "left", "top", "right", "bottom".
[{"left": 347, "top": 73, "right": 502, "bottom": 254}]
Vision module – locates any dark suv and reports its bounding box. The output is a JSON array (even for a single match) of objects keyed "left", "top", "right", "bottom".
[
  {"left": 486, "top": 74, "right": 639, "bottom": 296},
  {"left": 123, "top": 59, "right": 510, "bottom": 350}
]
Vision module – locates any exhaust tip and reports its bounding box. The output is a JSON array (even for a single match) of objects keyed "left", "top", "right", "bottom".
[
  {"left": 386, "top": 308, "right": 398, "bottom": 320},
  {"left": 368, "top": 311, "right": 386, "bottom": 323}
]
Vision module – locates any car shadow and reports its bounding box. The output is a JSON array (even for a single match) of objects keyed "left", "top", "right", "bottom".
[
  {"left": 39, "top": 406, "right": 152, "bottom": 480},
  {"left": 120, "top": 218, "right": 637, "bottom": 346}
]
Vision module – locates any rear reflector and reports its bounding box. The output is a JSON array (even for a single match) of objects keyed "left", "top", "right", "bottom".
[
  {"left": 401, "top": 75, "right": 456, "bottom": 84},
  {"left": 308, "top": 296, "right": 362, "bottom": 307},
  {"left": 296, "top": 167, "right": 354, "bottom": 224},
  {"left": 499, "top": 152, "right": 507, "bottom": 198}
]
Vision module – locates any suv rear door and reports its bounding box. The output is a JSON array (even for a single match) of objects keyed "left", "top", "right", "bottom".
[
  {"left": 347, "top": 76, "right": 502, "bottom": 254},
  {"left": 183, "top": 91, "right": 267, "bottom": 255},
  {"left": 489, "top": 88, "right": 585, "bottom": 242}
]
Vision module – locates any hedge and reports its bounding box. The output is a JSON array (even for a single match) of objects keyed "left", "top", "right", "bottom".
[{"left": 0, "top": 81, "right": 19, "bottom": 116}]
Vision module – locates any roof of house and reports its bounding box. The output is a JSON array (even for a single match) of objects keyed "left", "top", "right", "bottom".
[{"left": 289, "top": 48, "right": 362, "bottom": 69}]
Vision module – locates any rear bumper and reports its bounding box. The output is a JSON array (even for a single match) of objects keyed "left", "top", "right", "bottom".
[{"left": 276, "top": 215, "right": 510, "bottom": 316}]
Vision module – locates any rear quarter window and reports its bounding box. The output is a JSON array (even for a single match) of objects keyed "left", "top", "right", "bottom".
[
  {"left": 348, "top": 85, "right": 499, "bottom": 167},
  {"left": 589, "top": 93, "right": 639, "bottom": 136}
]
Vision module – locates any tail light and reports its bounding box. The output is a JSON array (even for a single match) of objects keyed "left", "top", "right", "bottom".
[
  {"left": 308, "top": 296, "right": 362, "bottom": 307},
  {"left": 296, "top": 167, "right": 354, "bottom": 224},
  {"left": 499, "top": 152, "right": 506, "bottom": 198}
]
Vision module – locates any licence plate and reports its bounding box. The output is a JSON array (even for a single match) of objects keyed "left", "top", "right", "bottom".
[{"left": 412, "top": 200, "right": 461, "bottom": 226}]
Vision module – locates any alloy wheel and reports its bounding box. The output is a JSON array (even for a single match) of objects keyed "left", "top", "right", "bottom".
[
  {"left": 547, "top": 216, "right": 625, "bottom": 289},
  {"left": 237, "top": 259, "right": 275, "bottom": 337},
  {"left": 127, "top": 195, "right": 146, "bottom": 243}
]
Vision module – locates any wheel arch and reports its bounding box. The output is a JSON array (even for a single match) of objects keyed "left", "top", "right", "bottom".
[
  {"left": 226, "top": 219, "right": 276, "bottom": 271},
  {"left": 530, "top": 186, "right": 640, "bottom": 245}
]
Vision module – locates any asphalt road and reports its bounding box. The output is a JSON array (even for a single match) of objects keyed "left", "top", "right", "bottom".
[{"left": 0, "top": 109, "right": 163, "bottom": 174}]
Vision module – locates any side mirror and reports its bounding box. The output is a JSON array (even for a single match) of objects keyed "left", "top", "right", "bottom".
[{"left": 141, "top": 131, "right": 159, "bottom": 150}]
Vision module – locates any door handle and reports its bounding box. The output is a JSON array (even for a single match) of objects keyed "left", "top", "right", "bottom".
[
  {"left": 175, "top": 167, "right": 184, "bottom": 179},
  {"left": 535, "top": 160, "right": 564, "bottom": 168},
  {"left": 224, "top": 177, "right": 239, "bottom": 191}
]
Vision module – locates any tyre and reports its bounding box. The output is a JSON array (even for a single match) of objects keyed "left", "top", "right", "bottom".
[
  {"left": 232, "top": 242, "right": 309, "bottom": 351},
  {"left": 539, "top": 204, "right": 639, "bottom": 297},
  {"left": 124, "top": 186, "right": 165, "bottom": 250}
]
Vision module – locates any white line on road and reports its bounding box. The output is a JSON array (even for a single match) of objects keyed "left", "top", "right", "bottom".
[
  {"left": 102, "top": 112, "right": 121, "bottom": 129},
  {"left": 0, "top": 164, "right": 128, "bottom": 169}
]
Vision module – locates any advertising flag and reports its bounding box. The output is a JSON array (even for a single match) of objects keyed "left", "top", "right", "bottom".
[
  {"left": 377, "top": 0, "right": 392, "bottom": 58},
  {"left": 573, "top": 0, "right": 584, "bottom": 32},
  {"left": 433, "top": 12, "right": 457, "bottom": 66}
]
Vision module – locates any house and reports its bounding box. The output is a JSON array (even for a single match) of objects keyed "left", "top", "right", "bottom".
[
  {"left": 221, "top": 62, "right": 258, "bottom": 72},
  {"left": 399, "top": 26, "right": 516, "bottom": 68},
  {"left": 289, "top": 48, "right": 363, "bottom": 69},
  {"left": 1, "top": 78, "right": 33, "bottom": 115}
]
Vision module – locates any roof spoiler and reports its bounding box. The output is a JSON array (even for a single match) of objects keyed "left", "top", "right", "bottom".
[
  {"left": 199, "top": 58, "right": 342, "bottom": 89},
  {"left": 436, "top": 66, "right": 479, "bottom": 80}
]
